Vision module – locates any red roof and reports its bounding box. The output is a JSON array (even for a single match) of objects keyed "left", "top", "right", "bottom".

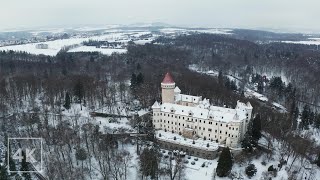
[{"left": 162, "top": 72, "right": 175, "bottom": 84}]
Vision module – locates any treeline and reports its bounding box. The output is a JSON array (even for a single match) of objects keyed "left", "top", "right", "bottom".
[{"left": 155, "top": 34, "right": 320, "bottom": 110}]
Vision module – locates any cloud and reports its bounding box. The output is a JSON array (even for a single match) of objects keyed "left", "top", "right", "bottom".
[{"left": 0, "top": 0, "right": 319, "bottom": 32}]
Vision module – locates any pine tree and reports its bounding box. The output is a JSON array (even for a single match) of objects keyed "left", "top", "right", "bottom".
[
  {"left": 136, "top": 72, "right": 144, "bottom": 85},
  {"left": 139, "top": 148, "right": 159, "bottom": 179},
  {"left": 216, "top": 147, "right": 232, "bottom": 177},
  {"left": 75, "top": 148, "right": 87, "bottom": 169},
  {"left": 63, "top": 92, "right": 71, "bottom": 110},
  {"left": 20, "top": 151, "right": 32, "bottom": 180},
  {"left": 300, "top": 105, "right": 311, "bottom": 129},
  {"left": 74, "top": 81, "right": 84, "bottom": 110},
  {"left": 130, "top": 73, "right": 137, "bottom": 89},
  {"left": 252, "top": 115, "right": 262, "bottom": 141},
  {"left": 0, "top": 165, "right": 9, "bottom": 180},
  {"left": 317, "top": 152, "right": 320, "bottom": 167}
]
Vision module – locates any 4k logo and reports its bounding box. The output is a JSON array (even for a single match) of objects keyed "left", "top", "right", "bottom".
[
  {"left": 13, "top": 148, "right": 37, "bottom": 163},
  {"left": 8, "top": 138, "right": 43, "bottom": 173}
]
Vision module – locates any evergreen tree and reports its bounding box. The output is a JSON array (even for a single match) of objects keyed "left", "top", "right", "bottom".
[
  {"left": 252, "top": 115, "right": 262, "bottom": 141},
  {"left": 241, "top": 132, "right": 253, "bottom": 152},
  {"left": 0, "top": 165, "right": 9, "bottom": 180},
  {"left": 136, "top": 72, "right": 144, "bottom": 85},
  {"left": 75, "top": 148, "right": 87, "bottom": 169},
  {"left": 317, "top": 152, "right": 320, "bottom": 167},
  {"left": 139, "top": 147, "right": 159, "bottom": 179},
  {"left": 20, "top": 151, "right": 32, "bottom": 180},
  {"left": 218, "top": 71, "right": 223, "bottom": 85},
  {"left": 245, "top": 164, "right": 257, "bottom": 178},
  {"left": 130, "top": 73, "right": 137, "bottom": 89},
  {"left": 216, "top": 147, "right": 232, "bottom": 177},
  {"left": 300, "top": 105, "right": 311, "bottom": 129},
  {"left": 63, "top": 92, "right": 71, "bottom": 110},
  {"left": 73, "top": 81, "right": 84, "bottom": 110}
]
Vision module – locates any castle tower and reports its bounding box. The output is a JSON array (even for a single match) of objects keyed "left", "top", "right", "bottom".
[{"left": 161, "top": 72, "right": 175, "bottom": 103}]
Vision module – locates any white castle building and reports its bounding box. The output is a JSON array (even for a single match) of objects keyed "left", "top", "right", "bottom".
[{"left": 152, "top": 72, "right": 253, "bottom": 148}]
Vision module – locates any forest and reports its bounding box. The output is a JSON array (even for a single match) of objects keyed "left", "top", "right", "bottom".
[{"left": 1, "top": 33, "right": 320, "bottom": 179}]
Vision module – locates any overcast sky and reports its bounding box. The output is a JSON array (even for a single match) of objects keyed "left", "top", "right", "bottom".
[{"left": 1, "top": 0, "right": 320, "bottom": 32}]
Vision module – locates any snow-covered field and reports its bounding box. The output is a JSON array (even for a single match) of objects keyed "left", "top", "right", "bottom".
[
  {"left": 68, "top": 46, "right": 127, "bottom": 55},
  {"left": 281, "top": 38, "right": 320, "bottom": 45},
  {"left": 0, "top": 31, "right": 152, "bottom": 56}
]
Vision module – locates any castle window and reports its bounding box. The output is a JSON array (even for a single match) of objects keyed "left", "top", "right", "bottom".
[
  {"left": 208, "top": 128, "right": 212, "bottom": 132},
  {"left": 154, "top": 113, "right": 156, "bottom": 116},
  {"left": 232, "top": 128, "right": 234, "bottom": 130},
  {"left": 228, "top": 134, "right": 230, "bottom": 137},
  {"left": 195, "top": 126, "right": 197, "bottom": 129},
  {"left": 196, "top": 119, "right": 197, "bottom": 122},
  {"left": 160, "top": 113, "right": 162, "bottom": 115},
  {"left": 183, "top": 124, "right": 184, "bottom": 127},
  {"left": 201, "top": 113, "right": 203, "bottom": 115},
  {"left": 209, "top": 134, "right": 211, "bottom": 137},
  {"left": 232, "top": 135, "right": 233, "bottom": 137},
  {"left": 168, "top": 114, "right": 169, "bottom": 117},
  {"left": 215, "top": 130, "right": 217, "bottom": 133},
  {"left": 164, "top": 107, "right": 166, "bottom": 109},
  {"left": 226, "top": 125, "right": 228, "bottom": 127},
  {"left": 179, "top": 123, "right": 180, "bottom": 126},
  {"left": 179, "top": 116, "right": 180, "bottom": 119},
  {"left": 171, "top": 122, "right": 173, "bottom": 124},
  {"left": 199, "top": 127, "right": 201, "bottom": 130},
  {"left": 236, "top": 128, "right": 238, "bottom": 131},
  {"left": 175, "top": 116, "right": 177, "bottom": 118},
  {"left": 236, "top": 135, "right": 237, "bottom": 138},
  {"left": 203, "top": 121, "right": 205, "bottom": 124},
  {"left": 219, "top": 131, "right": 221, "bottom": 133},
  {"left": 182, "top": 110, "right": 184, "bottom": 112},
  {"left": 225, "top": 132, "right": 227, "bottom": 135},
  {"left": 171, "top": 110, "right": 174, "bottom": 113},
  {"left": 187, "top": 118, "right": 189, "bottom": 120},
  {"left": 220, "top": 124, "right": 222, "bottom": 126},
  {"left": 229, "top": 127, "right": 231, "bottom": 130},
  {"left": 203, "top": 128, "right": 205, "bottom": 130},
  {"left": 171, "top": 115, "right": 173, "bottom": 117},
  {"left": 160, "top": 120, "right": 162, "bottom": 122},
  {"left": 175, "top": 122, "right": 177, "bottom": 125},
  {"left": 164, "top": 120, "right": 166, "bottom": 123},
  {"left": 216, "top": 123, "right": 218, "bottom": 125},
  {"left": 189, "top": 113, "right": 192, "bottom": 116},
  {"left": 183, "top": 117, "right": 184, "bottom": 120}
]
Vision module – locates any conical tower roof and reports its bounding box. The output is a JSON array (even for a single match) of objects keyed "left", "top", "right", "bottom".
[{"left": 162, "top": 72, "right": 175, "bottom": 84}]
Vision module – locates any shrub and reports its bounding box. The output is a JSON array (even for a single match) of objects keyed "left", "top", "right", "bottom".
[
  {"left": 207, "top": 143, "right": 209, "bottom": 147},
  {"left": 159, "top": 133, "right": 161, "bottom": 137},
  {"left": 174, "top": 136, "right": 176, "bottom": 140},
  {"left": 192, "top": 140, "right": 195, "bottom": 144},
  {"left": 268, "top": 165, "right": 274, "bottom": 172}
]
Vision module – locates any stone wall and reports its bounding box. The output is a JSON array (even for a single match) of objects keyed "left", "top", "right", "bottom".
[{"left": 157, "top": 139, "right": 219, "bottom": 160}]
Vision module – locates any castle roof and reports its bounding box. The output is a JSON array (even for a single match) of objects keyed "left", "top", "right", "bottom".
[
  {"left": 152, "top": 101, "right": 160, "bottom": 109},
  {"left": 162, "top": 72, "right": 175, "bottom": 84}
]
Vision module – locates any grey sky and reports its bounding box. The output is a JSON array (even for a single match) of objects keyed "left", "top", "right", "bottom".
[{"left": 1, "top": 0, "right": 320, "bottom": 32}]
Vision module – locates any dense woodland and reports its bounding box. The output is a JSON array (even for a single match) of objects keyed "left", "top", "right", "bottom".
[{"left": 0, "top": 33, "right": 320, "bottom": 179}]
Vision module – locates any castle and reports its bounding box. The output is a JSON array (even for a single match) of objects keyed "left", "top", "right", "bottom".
[{"left": 152, "top": 72, "right": 253, "bottom": 148}]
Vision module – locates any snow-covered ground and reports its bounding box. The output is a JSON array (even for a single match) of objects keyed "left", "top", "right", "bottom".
[{"left": 156, "top": 130, "right": 219, "bottom": 151}]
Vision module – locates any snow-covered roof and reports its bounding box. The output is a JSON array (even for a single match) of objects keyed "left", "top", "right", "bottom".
[
  {"left": 152, "top": 101, "right": 160, "bottom": 109},
  {"left": 175, "top": 94, "right": 202, "bottom": 103},
  {"left": 160, "top": 102, "right": 248, "bottom": 123},
  {"left": 174, "top": 86, "right": 181, "bottom": 93}
]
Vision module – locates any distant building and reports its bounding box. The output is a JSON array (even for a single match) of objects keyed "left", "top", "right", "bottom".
[
  {"left": 152, "top": 72, "right": 253, "bottom": 148},
  {"left": 35, "top": 43, "right": 49, "bottom": 49}
]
